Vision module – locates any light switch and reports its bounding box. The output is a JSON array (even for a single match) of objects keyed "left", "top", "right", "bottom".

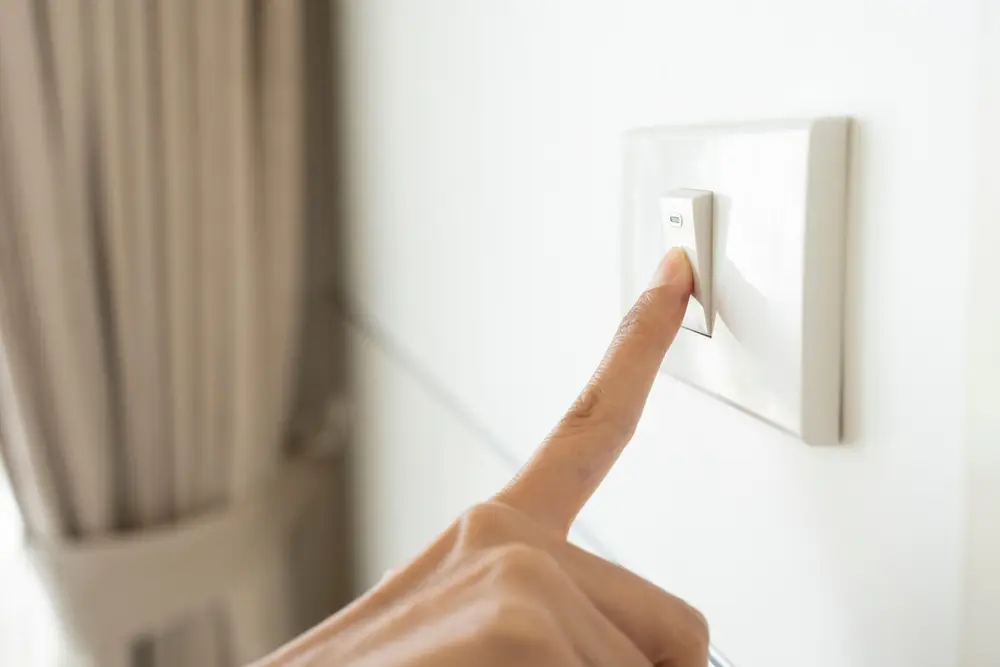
[
  {"left": 623, "top": 118, "right": 849, "bottom": 444},
  {"left": 659, "top": 189, "right": 713, "bottom": 336}
]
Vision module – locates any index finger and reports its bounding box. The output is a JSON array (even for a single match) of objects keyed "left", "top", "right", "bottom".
[{"left": 495, "top": 248, "right": 694, "bottom": 534}]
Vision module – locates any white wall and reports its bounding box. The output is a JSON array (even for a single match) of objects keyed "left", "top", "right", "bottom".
[
  {"left": 961, "top": 3, "right": 1000, "bottom": 663},
  {"left": 340, "top": 2, "right": 983, "bottom": 666}
]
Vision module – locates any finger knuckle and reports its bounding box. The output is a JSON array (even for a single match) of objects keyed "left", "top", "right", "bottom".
[
  {"left": 479, "top": 594, "right": 559, "bottom": 655},
  {"left": 559, "top": 383, "right": 635, "bottom": 446},
  {"left": 687, "top": 603, "right": 710, "bottom": 644},
  {"left": 559, "top": 384, "right": 604, "bottom": 432},
  {"left": 456, "top": 502, "right": 510, "bottom": 550},
  {"left": 686, "top": 603, "right": 710, "bottom": 638},
  {"left": 647, "top": 594, "right": 711, "bottom": 664},
  {"left": 617, "top": 290, "right": 662, "bottom": 342},
  {"left": 486, "top": 542, "right": 562, "bottom": 587},
  {"left": 676, "top": 602, "right": 711, "bottom": 657}
]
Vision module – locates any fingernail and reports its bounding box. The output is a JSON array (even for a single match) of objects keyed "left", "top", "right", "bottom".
[{"left": 648, "top": 247, "right": 692, "bottom": 289}]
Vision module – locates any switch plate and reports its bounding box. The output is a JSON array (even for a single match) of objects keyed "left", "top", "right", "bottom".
[
  {"left": 659, "top": 189, "right": 714, "bottom": 336},
  {"left": 623, "top": 118, "right": 849, "bottom": 444}
]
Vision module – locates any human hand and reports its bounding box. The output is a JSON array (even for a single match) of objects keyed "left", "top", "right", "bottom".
[{"left": 256, "top": 248, "right": 706, "bottom": 667}]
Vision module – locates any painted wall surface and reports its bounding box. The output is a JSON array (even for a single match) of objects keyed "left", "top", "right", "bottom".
[
  {"left": 340, "top": 2, "right": 981, "bottom": 666},
  {"left": 961, "top": 3, "right": 1000, "bottom": 664}
]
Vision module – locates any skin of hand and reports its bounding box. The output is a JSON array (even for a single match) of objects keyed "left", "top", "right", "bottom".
[{"left": 254, "top": 248, "right": 707, "bottom": 667}]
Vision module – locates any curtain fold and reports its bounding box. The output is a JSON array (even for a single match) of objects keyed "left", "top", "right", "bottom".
[{"left": 0, "top": 0, "right": 316, "bottom": 664}]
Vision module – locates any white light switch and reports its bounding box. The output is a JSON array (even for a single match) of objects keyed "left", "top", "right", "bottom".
[
  {"left": 659, "top": 189, "right": 713, "bottom": 336},
  {"left": 623, "top": 118, "right": 849, "bottom": 444}
]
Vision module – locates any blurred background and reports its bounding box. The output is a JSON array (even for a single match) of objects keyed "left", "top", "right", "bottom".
[{"left": 1, "top": 1, "right": 999, "bottom": 667}]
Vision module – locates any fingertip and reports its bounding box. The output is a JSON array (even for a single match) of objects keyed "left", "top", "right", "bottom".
[{"left": 648, "top": 247, "right": 694, "bottom": 293}]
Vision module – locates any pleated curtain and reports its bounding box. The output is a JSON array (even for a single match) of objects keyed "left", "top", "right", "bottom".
[{"left": 0, "top": 0, "right": 334, "bottom": 664}]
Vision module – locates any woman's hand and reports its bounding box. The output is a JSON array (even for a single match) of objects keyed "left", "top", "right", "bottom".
[{"left": 256, "top": 248, "right": 707, "bottom": 667}]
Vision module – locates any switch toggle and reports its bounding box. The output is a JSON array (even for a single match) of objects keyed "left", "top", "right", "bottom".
[{"left": 659, "top": 189, "right": 713, "bottom": 336}]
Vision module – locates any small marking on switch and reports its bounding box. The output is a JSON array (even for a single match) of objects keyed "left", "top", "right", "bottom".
[{"left": 668, "top": 213, "right": 684, "bottom": 228}]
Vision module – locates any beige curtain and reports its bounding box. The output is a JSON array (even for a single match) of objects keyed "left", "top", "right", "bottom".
[{"left": 0, "top": 0, "right": 338, "bottom": 664}]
